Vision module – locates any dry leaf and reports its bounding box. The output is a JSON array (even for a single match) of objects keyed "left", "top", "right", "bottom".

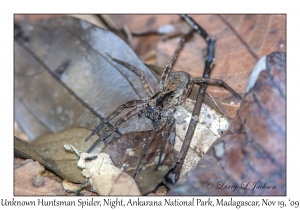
[
  {"left": 107, "top": 15, "right": 180, "bottom": 56},
  {"left": 14, "top": 159, "right": 65, "bottom": 195},
  {"left": 168, "top": 52, "right": 286, "bottom": 195},
  {"left": 65, "top": 144, "right": 141, "bottom": 195},
  {"left": 15, "top": 15, "right": 285, "bottom": 196},
  {"left": 15, "top": 127, "right": 103, "bottom": 183},
  {"left": 107, "top": 14, "right": 285, "bottom": 118},
  {"left": 62, "top": 180, "right": 97, "bottom": 196},
  {"left": 14, "top": 16, "right": 158, "bottom": 145},
  {"left": 14, "top": 136, "right": 47, "bottom": 165},
  {"left": 15, "top": 127, "right": 179, "bottom": 195},
  {"left": 173, "top": 99, "right": 229, "bottom": 178},
  {"left": 14, "top": 16, "right": 241, "bottom": 195},
  {"left": 103, "top": 128, "right": 181, "bottom": 195},
  {"left": 156, "top": 15, "right": 285, "bottom": 118}
]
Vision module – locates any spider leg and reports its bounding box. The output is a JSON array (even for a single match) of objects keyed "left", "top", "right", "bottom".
[
  {"left": 170, "top": 15, "right": 216, "bottom": 182},
  {"left": 155, "top": 117, "right": 175, "bottom": 171},
  {"left": 87, "top": 103, "right": 146, "bottom": 153},
  {"left": 133, "top": 117, "right": 168, "bottom": 179},
  {"left": 180, "top": 14, "right": 209, "bottom": 40},
  {"left": 85, "top": 99, "right": 147, "bottom": 142},
  {"left": 160, "top": 30, "right": 194, "bottom": 91},
  {"left": 192, "top": 77, "right": 242, "bottom": 100},
  {"left": 178, "top": 80, "right": 194, "bottom": 103},
  {"left": 108, "top": 56, "right": 155, "bottom": 97}
]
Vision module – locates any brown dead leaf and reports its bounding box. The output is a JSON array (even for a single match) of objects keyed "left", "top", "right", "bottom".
[
  {"left": 62, "top": 180, "right": 97, "bottom": 196},
  {"left": 108, "top": 14, "right": 285, "bottom": 118},
  {"left": 103, "top": 128, "right": 182, "bottom": 195},
  {"left": 108, "top": 15, "right": 180, "bottom": 56},
  {"left": 65, "top": 144, "right": 141, "bottom": 195},
  {"left": 109, "top": 15, "right": 180, "bottom": 35},
  {"left": 14, "top": 136, "right": 47, "bottom": 166},
  {"left": 168, "top": 51, "right": 286, "bottom": 195},
  {"left": 156, "top": 15, "right": 286, "bottom": 118},
  {"left": 15, "top": 126, "right": 180, "bottom": 195},
  {"left": 153, "top": 185, "right": 168, "bottom": 196},
  {"left": 14, "top": 159, "right": 65, "bottom": 195},
  {"left": 15, "top": 127, "right": 103, "bottom": 183}
]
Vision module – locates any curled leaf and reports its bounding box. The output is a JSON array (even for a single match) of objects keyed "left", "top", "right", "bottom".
[{"left": 66, "top": 144, "right": 141, "bottom": 195}]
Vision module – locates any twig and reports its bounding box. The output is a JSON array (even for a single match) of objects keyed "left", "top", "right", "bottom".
[{"left": 169, "top": 14, "right": 216, "bottom": 182}]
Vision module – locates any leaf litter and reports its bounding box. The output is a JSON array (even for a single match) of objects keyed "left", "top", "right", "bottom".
[
  {"left": 14, "top": 16, "right": 231, "bottom": 195},
  {"left": 15, "top": 96, "right": 228, "bottom": 195},
  {"left": 64, "top": 144, "right": 141, "bottom": 195}
]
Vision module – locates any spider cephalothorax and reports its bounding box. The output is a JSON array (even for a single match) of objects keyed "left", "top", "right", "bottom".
[{"left": 144, "top": 71, "right": 190, "bottom": 123}]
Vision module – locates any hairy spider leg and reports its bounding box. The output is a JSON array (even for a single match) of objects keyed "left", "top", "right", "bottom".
[
  {"left": 87, "top": 102, "right": 146, "bottom": 153},
  {"left": 178, "top": 79, "right": 194, "bottom": 103},
  {"left": 133, "top": 116, "right": 169, "bottom": 178},
  {"left": 180, "top": 14, "right": 209, "bottom": 40},
  {"left": 192, "top": 77, "right": 242, "bottom": 100},
  {"left": 155, "top": 118, "right": 175, "bottom": 171},
  {"left": 159, "top": 30, "right": 194, "bottom": 91},
  {"left": 108, "top": 55, "right": 155, "bottom": 97},
  {"left": 85, "top": 99, "right": 147, "bottom": 143},
  {"left": 170, "top": 15, "right": 217, "bottom": 181}
]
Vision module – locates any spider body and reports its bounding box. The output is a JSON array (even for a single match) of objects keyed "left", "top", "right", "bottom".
[{"left": 144, "top": 71, "right": 190, "bottom": 125}]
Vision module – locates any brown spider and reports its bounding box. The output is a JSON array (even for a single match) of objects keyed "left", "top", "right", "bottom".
[{"left": 86, "top": 15, "right": 242, "bottom": 179}]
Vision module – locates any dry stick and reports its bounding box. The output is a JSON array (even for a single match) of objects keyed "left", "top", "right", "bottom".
[{"left": 170, "top": 14, "right": 216, "bottom": 182}]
